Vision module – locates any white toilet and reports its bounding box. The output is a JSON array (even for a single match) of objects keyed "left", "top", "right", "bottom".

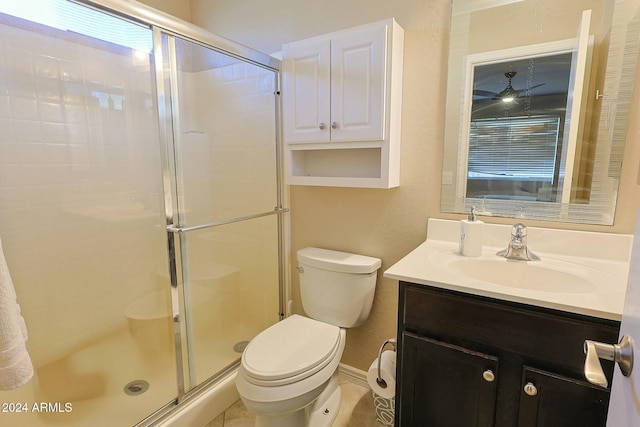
[{"left": 236, "top": 247, "right": 382, "bottom": 427}]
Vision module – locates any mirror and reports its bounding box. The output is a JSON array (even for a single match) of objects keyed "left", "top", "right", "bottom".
[{"left": 441, "top": 0, "right": 640, "bottom": 225}]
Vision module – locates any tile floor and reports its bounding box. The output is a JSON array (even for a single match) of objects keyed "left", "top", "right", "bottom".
[{"left": 205, "top": 378, "right": 385, "bottom": 426}]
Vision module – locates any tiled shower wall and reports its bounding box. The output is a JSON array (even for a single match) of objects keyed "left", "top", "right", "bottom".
[{"left": 0, "top": 18, "right": 168, "bottom": 367}]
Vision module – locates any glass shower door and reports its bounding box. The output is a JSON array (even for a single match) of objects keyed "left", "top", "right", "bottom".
[
  {"left": 158, "top": 34, "right": 282, "bottom": 390},
  {"left": 0, "top": 2, "right": 177, "bottom": 426}
]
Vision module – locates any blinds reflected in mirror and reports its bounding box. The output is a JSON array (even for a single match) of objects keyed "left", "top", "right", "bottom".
[{"left": 467, "top": 116, "right": 560, "bottom": 182}]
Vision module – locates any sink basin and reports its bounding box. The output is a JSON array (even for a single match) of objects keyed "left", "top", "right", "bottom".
[
  {"left": 449, "top": 258, "right": 597, "bottom": 294},
  {"left": 383, "top": 219, "right": 632, "bottom": 320}
]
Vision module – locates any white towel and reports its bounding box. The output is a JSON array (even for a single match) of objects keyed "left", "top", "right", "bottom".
[{"left": 0, "top": 236, "right": 33, "bottom": 391}]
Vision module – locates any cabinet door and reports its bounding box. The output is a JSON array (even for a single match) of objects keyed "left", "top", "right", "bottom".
[
  {"left": 518, "top": 366, "right": 610, "bottom": 427},
  {"left": 330, "top": 24, "right": 386, "bottom": 142},
  {"left": 399, "top": 333, "right": 498, "bottom": 427},
  {"left": 282, "top": 39, "right": 331, "bottom": 143}
]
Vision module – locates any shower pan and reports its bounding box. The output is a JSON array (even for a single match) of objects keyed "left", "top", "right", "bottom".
[{"left": 0, "top": 0, "right": 285, "bottom": 425}]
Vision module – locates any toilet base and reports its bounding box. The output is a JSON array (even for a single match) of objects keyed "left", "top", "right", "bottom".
[
  {"left": 254, "top": 371, "right": 341, "bottom": 427},
  {"left": 308, "top": 370, "right": 341, "bottom": 426}
]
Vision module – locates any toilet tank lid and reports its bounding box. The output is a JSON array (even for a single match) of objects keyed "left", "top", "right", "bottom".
[{"left": 297, "top": 247, "right": 381, "bottom": 274}]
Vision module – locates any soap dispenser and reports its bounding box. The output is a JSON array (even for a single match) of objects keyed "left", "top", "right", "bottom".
[{"left": 459, "top": 206, "right": 484, "bottom": 257}]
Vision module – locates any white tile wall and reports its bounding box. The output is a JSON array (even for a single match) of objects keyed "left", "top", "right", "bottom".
[{"left": 179, "top": 59, "right": 278, "bottom": 225}]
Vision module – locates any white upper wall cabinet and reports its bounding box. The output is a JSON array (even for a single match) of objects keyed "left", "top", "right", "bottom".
[
  {"left": 282, "top": 19, "right": 404, "bottom": 189},
  {"left": 282, "top": 38, "right": 331, "bottom": 143},
  {"left": 330, "top": 25, "right": 386, "bottom": 142}
]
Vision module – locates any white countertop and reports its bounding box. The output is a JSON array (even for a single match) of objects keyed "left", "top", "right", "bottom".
[{"left": 384, "top": 219, "right": 633, "bottom": 321}]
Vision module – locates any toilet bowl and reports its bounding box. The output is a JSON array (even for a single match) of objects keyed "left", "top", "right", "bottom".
[
  {"left": 236, "top": 247, "right": 381, "bottom": 427},
  {"left": 236, "top": 315, "right": 346, "bottom": 426}
]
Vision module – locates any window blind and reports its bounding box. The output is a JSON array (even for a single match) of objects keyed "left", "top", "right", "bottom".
[{"left": 467, "top": 116, "right": 560, "bottom": 182}]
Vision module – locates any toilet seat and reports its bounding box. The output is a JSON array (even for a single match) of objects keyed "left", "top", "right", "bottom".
[{"left": 241, "top": 315, "right": 341, "bottom": 387}]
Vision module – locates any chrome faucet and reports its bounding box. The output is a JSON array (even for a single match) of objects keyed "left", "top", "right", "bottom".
[{"left": 496, "top": 223, "right": 540, "bottom": 261}]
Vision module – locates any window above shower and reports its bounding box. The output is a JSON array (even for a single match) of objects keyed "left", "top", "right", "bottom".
[{"left": 0, "top": 0, "right": 152, "bottom": 52}]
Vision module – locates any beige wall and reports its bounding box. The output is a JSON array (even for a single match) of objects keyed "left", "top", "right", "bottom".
[
  {"left": 137, "top": 0, "right": 191, "bottom": 21},
  {"left": 189, "top": 0, "right": 438, "bottom": 54},
  {"left": 147, "top": 0, "right": 640, "bottom": 372},
  {"left": 468, "top": 0, "right": 606, "bottom": 53}
]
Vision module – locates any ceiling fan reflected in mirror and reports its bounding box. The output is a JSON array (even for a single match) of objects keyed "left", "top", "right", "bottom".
[{"left": 473, "top": 71, "right": 546, "bottom": 103}]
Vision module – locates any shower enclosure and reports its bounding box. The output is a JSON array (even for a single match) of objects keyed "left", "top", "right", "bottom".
[{"left": 0, "top": 0, "right": 285, "bottom": 425}]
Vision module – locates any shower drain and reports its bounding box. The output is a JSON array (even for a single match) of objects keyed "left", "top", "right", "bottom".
[
  {"left": 233, "top": 340, "right": 250, "bottom": 353},
  {"left": 124, "top": 380, "right": 150, "bottom": 396}
]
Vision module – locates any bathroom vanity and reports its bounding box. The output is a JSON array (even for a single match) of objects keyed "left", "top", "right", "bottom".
[
  {"left": 385, "top": 219, "right": 633, "bottom": 427},
  {"left": 397, "top": 281, "right": 618, "bottom": 426}
]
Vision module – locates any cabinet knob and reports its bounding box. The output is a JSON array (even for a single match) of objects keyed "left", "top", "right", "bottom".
[
  {"left": 331, "top": 121, "right": 338, "bottom": 129},
  {"left": 319, "top": 123, "right": 326, "bottom": 130},
  {"left": 524, "top": 382, "right": 538, "bottom": 396},
  {"left": 482, "top": 369, "right": 495, "bottom": 382}
]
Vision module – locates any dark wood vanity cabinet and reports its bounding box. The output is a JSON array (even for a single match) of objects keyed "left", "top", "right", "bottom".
[{"left": 396, "top": 281, "right": 620, "bottom": 427}]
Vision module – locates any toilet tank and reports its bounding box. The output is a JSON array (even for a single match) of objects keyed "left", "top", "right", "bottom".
[{"left": 297, "top": 247, "right": 381, "bottom": 328}]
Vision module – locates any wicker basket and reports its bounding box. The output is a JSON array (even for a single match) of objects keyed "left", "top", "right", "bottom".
[{"left": 373, "top": 392, "right": 395, "bottom": 426}]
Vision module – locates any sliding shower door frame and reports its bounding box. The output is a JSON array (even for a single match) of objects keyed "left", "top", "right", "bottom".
[
  {"left": 74, "top": 0, "right": 288, "bottom": 416},
  {"left": 73, "top": 0, "right": 280, "bottom": 70},
  {"left": 154, "top": 28, "right": 287, "bottom": 402}
]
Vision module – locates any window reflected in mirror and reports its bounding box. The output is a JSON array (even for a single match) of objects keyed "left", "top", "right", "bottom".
[
  {"left": 441, "top": 0, "right": 640, "bottom": 225},
  {"left": 467, "top": 53, "right": 572, "bottom": 203}
]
